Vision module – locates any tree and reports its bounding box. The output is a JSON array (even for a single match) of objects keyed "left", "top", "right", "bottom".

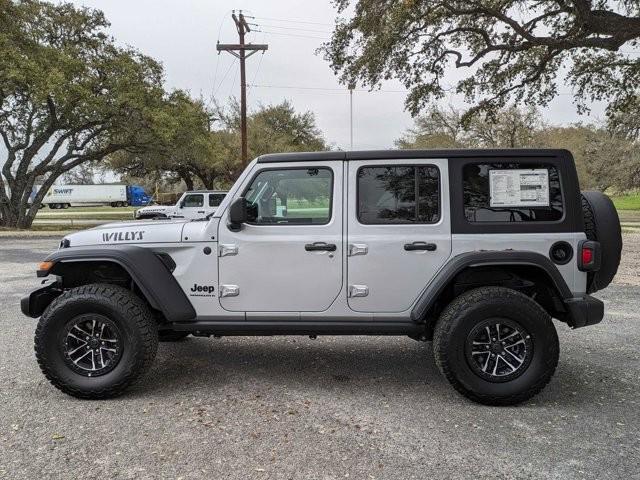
[
  {"left": 213, "top": 100, "right": 329, "bottom": 182},
  {"left": 323, "top": 1, "right": 640, "bottom": 121},
  {"left": 398, "top": 104, "right": 640, "bottom": 191},
  {"left": 108, "top": 90, "right": 217, "bottom": 190},
  {"left": 397, "top": 105, "right": 542, "bottom": 149},
  {"left": 395, "top": 105, "right": 466, "bottom": 149},
  {"left": 0, "top": 0, "right": 164, "bottom": 228},
  {"left": 62, "top": 163, "right": 99, "bottom": 185},
  {"left": 534, "top": 124, "right": 640, "bottom": 191},
  {"left": 111, "top": 98, "right": 330, "bottom": 191}
]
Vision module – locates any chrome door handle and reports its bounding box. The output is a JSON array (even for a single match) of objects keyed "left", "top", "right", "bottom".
[
  {"left": 305, "top": 242, "right": 337, "bottom": 252},
  {"left": 404, "top": 242, "right": 437, "bottom": 251}
]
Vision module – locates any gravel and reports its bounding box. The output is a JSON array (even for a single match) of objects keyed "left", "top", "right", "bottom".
[{"left": 0, "top": 237, "right": 638, "bottom": 480}]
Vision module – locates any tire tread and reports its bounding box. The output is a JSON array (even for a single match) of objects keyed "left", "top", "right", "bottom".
[
  {"left": 34, "top": 284, "right": 158, "bottom": 399},
  {"left": 433, "top": 286, "right": 559, "bottom": 406}
]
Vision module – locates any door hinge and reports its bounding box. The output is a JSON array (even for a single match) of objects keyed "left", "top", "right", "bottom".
[
  {"left": 219, "top": 285, "right": 240, "bottom": 297},
  {"left": 348, "top": 243, "right": 368, "bottom": 256},
  {"left": 348, "top": 285, "right": 369, "bottom": 298},
  {"left": 219, "top": 244, "right": 238, "bottom": 257}
]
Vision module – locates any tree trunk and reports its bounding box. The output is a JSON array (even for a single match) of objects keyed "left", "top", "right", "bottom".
[
  {"left": 175, "top": 168, "right": 195, "bottom": 191},
  {"left": 0, "top": 171, "right": 57, "bottom": 229},
  {"left": 195, "top": 171, "right": 215, "bottom": 190},
  {"left": 183, "top": 175, "right": 194, "bottom": 191}
]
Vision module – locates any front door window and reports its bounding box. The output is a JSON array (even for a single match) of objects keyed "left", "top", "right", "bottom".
[{"left": 244, "top": 168, "right": 332, "bottom": 225}]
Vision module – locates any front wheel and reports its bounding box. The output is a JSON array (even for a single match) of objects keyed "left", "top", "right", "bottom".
[
  {"left": 34, "top": 284, "right": 158, "bottom": 399},
  {"left": 433, "top": 286, "right": 559, "bottom": 406}
]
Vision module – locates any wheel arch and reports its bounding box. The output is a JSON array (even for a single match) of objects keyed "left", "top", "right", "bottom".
[
  {"left": 42, "top": 246, "right": 195, "bottom": 322},
  {"left": 412, "top": 251, "right": 573, "bottom": 333}
]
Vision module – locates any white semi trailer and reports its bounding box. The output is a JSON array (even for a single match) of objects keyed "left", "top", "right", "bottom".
[{"left": 35, "top": 184, "right": 150, "bottom": 209}]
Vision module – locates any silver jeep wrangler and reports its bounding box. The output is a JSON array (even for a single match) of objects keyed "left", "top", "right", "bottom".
[{"left": 22, "top": 149, "right": 622, "bottom": 405}]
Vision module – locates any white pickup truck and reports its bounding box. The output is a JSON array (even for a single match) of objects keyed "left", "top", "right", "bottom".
[{"left": 135, "top": 190, "right": 227, "bottom": 220}]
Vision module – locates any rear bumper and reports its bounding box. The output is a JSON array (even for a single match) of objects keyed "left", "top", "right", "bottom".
[
  {"left": 564, "top": 295, "right": 604, "bottom": 329},
  {"left": 21, "top": 282, "right": 61, "bottom": 318}
]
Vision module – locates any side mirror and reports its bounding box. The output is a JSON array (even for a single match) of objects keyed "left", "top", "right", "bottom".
[
  {"left": 179, "top": 200, "right": 185, "bottom": 209},
  {"left": 228, "top": 197, "right": 247, "bottom": 231}
]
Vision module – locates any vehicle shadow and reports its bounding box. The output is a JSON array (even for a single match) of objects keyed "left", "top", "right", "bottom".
[
  {"left": 129, "top": 334, "right": 625, "bottom": 408},
  {"left": 135, "top": 336, "right": 448, "bottom": 398}
]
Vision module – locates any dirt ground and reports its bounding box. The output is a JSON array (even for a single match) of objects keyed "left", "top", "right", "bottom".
[{"left": 613, "top": 233, "right": 640, "bottom": 286}]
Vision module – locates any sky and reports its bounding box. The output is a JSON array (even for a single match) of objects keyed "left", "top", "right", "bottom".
[{"left": 68, "top": 1, "right": 606, "bottom": 151}]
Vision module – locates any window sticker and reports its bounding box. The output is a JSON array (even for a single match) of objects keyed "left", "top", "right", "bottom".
[{"left": 489, "top": 169, "right": 550, "bottom": 207}]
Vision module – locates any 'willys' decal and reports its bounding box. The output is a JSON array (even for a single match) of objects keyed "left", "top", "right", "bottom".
[{"left": 102, "top": 231, "right": 145, "bottom": 242}]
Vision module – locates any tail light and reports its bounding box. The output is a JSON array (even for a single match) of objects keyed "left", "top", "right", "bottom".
[{"left": 578, "top": 240, "right": 601, "bottom": 272}]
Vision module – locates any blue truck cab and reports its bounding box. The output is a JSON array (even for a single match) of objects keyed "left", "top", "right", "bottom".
[{"left": 126, "top": 185, "right": 151, "bottom": 207}]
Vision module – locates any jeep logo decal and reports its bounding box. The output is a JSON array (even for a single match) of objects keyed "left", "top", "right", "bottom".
[
  {"left": 190, "top": 284, "right": 215, "bottom": 296},
  {"left": 102, "top": 231, "right": 145, "bottom": 242}
]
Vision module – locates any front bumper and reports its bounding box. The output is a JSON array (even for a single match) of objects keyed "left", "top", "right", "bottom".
[
  {"left": 21, "top": 281, "right": 61, "bottom": 318},
  {"left": 564, "top": 295, "right": 604, "bottom": 329}
]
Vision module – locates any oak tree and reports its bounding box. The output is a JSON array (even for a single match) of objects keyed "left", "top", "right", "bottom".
[
  {"left": 0, "top": 0, "right": 164, "bottom": 228},
  {"left": 323, "top": 1, "right": 640, "bottom": 120}
]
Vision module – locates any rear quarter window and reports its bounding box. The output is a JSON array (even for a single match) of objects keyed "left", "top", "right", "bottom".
[{"left": 463, "top": 163, "right": 563, "bottom": 223}]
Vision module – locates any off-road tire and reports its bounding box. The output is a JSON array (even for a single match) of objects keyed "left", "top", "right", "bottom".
[
  {"left": 158, "top": 330, "right": 190, "bottom": 342},
  {"left": 581, "top": 191, "right": 622, "bottom": 293},
  {"left": 433, "top": 287, "right": 559, "bottom": 406},
  {"left": 34, "top": 284, "right": 158, "bottom": 399}
]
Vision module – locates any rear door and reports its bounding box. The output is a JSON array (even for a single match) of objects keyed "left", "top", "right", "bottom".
[{"left": 347, "top": 158, "right": 451, "bottom": 313}]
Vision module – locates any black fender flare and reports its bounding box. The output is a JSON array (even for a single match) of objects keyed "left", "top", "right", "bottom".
[
  {"left": 410, "top": 250, "right": 573, "bottom": 322},
  {"left": 43, "top": 245, "right": 196, "bottom": 322}
]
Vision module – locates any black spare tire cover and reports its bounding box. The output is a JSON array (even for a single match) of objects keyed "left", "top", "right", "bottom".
[{"left": 581, "top": 191, "right": 622, "bottom": 293}]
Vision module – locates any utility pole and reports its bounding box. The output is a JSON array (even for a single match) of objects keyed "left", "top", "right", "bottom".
[{"left": 217, "top": 11, "right": 268, "bottom": 167}]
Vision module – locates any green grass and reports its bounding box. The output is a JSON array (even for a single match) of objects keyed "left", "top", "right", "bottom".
[
  {"left": 36, "top": 205, "right": 135, "bottom": 221},
  {"left": 612, "top": 193, "right": 640, "bottom": 211},
  {"left": 36, "top": 213, "right": 133, "bottom": 220},
  {"left": 38, "top": 205, "right": 136, "bottom": 213}
]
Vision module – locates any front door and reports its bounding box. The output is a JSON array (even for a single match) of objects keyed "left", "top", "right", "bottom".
[
  {"left": 218, "top": 162, "right": 343, "bottom": 312},
  {"left": 177, "top": 193, "right": 207, "bottom": 219},
  {"left": 347, "top": 159, "right": 451, "bottom": 313}
]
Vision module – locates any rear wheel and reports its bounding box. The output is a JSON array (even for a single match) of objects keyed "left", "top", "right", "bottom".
[
  {"left": 433, "top": 286, "right": 559, "bottom": 406},
  {"left": 34, "top": 284, "right": 158, "bottom": 399}
]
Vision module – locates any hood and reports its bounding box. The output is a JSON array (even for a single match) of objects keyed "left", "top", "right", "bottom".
[
  {"left": 62, "top": 219, "right": 188, "bottom": 247},
  {"left": 138, "top": 205, "right": 172, "bottom": 212}
]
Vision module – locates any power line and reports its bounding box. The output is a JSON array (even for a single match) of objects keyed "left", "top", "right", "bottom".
[
  {"left": 250, "top": 15, "right": 332, "bottom": 26},
  {"left": 253, "top": 24, "right": 331, "bottom": 34},
  {"left": 212, "top": 58, "right": 237, "bottom": 97},
  {"left": 210, "top": 10, "right": 234, "bottom": 104},
  {"left": 247, "top": 83, "right": 408, "bottom": 93},
  {"left": 228, "top": 61, "right": 239, "bottom": 98},
  {"left": 254, "top": 29, "right": 329, "bottom": 40}
]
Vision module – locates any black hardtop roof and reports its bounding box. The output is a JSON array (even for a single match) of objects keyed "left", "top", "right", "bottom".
[{"left": 256, "top": 149, "right": 572, "bottom": 163}]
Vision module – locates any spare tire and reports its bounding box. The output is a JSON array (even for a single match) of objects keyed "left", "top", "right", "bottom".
[{"left": 581, "top": 191, "right": 622, "bottom": 293}]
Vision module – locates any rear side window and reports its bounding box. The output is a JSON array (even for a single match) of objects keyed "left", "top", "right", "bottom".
[
  {"left": 357, "top": 165, "right": 440, "bottom": 224},
  {"left": 463, "top": 163, "right": 563, "bottom": 223},
  {"left": 209, "top": 193, "right": 226, "bottom": 207}
]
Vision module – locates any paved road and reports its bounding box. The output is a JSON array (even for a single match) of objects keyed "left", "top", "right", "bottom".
[{"left": 0, "top": 238, "right": 638, "bottom": 480}]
